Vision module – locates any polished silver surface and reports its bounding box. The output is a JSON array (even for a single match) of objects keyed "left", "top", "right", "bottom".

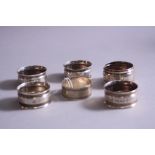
[
  {"left": 64, "top": 60, "right": 92, "bottom": 78},
  {"left": 103, "top": 61, "right": 134, "bottom": 83},
  {"left": 17, "top": 82, "right": 51, "bottom": 109},
  {"left": 104, "top": 80, "right": 138, "bottom": 109},
  {"left": 18, "top": 65, "right": 47, "bottom": 83},
  {"left": 62, "top": 77, "right": 92, "bottom": 99}
]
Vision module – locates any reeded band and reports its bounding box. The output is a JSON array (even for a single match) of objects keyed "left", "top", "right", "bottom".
[
  {"left": 64, "top": 60, "right": 92, "bottom": 78},
  {"left": 17, "top": 82, "right": 51, "bottom": 109},
  {"left": 103, "top": 61, "right": 134, "bottom": 83},
  {"left": 18, "top": 65, "right": 47, "bottom": 83},
  {"left": 62, "top": 77, "right": 92, "bottom": 99},
  {"left": 104, "top": 80, "right": 138, "bottom": 109}
]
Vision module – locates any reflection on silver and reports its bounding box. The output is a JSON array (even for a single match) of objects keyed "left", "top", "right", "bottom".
[
  {"left": 62, "top": 77, "right": 92, "bottom": 99},
  {"left": 104, "top": 80, "right": 138, "bottom": 109},
  {"left": 18, "top": 65, "right": 47, "bottom": 83},
  {"left": 64, "top": 60, "right": 92, "bottom": 78},
  {"left": 17, "top": 82, "right": 51, "bottom": 109},
  {"left": 103, "top": 61, "right": 134, "bottom": 83}
]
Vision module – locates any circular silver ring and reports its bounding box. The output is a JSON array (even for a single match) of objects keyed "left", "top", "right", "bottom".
[
  {"left": 62, "top": 77, "right": 92, "bottom": 99},
  {"left": 64, "top": 60, "right": 92, "bottom": 78},
  {"left": 17, "top": 82, "right": 51, "bottom": 109},
  {"left": 103, "top": 61, "right": 134, "bottom": 83},
  {"left": 18, "top": 65, "right": 47, "bottom": 83},
  {"left": 104, "top": 80, "right": 138, "bottom": 109}
]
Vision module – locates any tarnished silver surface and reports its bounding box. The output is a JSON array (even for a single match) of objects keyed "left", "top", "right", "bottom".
[
  {"left": 64, "top": 60, "right": 92, "bottom": 78},
  {"left": 103, "top": 61, "right": 134, "bottom": 83},
  {"left": 62, "top": 77, "right": 92, "bottom": 99},
  {"left": 17, "top": 82, "right": 51, "bottom": 109},
  {"left": 104, "top": 80, "right": 138, "bottom": 109},
  {"left": 18, "top": 65, "right": 47, "bottom": 83}
]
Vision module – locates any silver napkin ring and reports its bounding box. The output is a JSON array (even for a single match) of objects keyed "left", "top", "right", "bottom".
[
  {"left": 64, "top": 60, "right": 92, "bottom": 78},
  {"left": 104, "top": 80, "right": 138, "bottom": 109},
  {"left": 17, "top": 82, "right": 51, "bottom": 109},
  {"left": 18, "top": 65, "right": 47, "bottom": 83},
  {"left": 103, "top": 61, "right": 134, "bottom": 83},
  {"left": 62, "top": 77, "right": 92, "bottom": 99}
]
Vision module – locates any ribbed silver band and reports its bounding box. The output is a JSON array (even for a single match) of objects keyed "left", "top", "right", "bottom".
[{"left": 17, "top": 82, "right": 51, "bottom": 109}]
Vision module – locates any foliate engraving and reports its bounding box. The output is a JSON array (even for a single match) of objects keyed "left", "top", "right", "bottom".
[{"left": 105, "top": 94, "right": 136, "bottom": 105}]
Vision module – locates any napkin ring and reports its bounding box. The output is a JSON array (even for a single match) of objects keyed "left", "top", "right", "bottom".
[{"left": 104, "top": 80, "right": 138, "bottom": 109}]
